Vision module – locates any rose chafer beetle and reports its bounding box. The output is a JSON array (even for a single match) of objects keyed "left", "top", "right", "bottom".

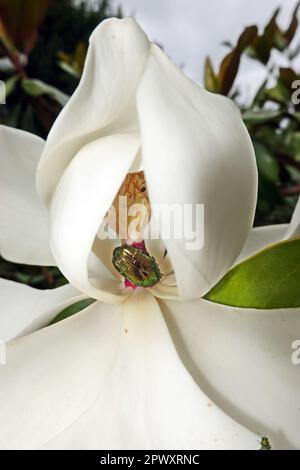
[
  {"left": 112, "top": 244, "right": 162, "bottom": 288},
  {"left": 259, "top": 436, "right": 272, "bottom": 450}
]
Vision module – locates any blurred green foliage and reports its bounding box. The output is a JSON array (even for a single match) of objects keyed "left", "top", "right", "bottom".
[
  {"left": 0, "top": 1, "right": 300, "bottom": 289},
  {"left": 204, "top": 2, "right": 300, "bottom": 226},
  {"left": 27, "top": 0, "right": 121, "bottom": 94},
  {"left": 0, "top": 0, "right": 120, "bottom": 137}
]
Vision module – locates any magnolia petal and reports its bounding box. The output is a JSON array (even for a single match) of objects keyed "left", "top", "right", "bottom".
[
  {"left": 149, "top": 280, "right": 179, "bottom": 300},
  {"left": 87, "top": 251, "right": 117, "bottom": 281},
  {"left": 145, "top": 238, "right": 174, "bottom": 277},
  {"left": 0, "top": 290, "right": 256, "bottom": 450},
  {"left": 0, "top": 126, "right": 55, "bottom": 265},
  {"left": 0, "top": 279, "right": 83, "bottom": 341},
  {"left": 160, "top": 272, "right": 177, "bottom": 287},
  {"left": 145, "top": 238, "right": 166, "bottom": 265},
  {"left": 37, "top": 18, "right": 150, "bottom": 205},
  {"left": 40, "top": 290, "right": 256, "bottom": 450},
  {"left": 0, "top": 300, "right": 124, "bottom": 449},
  {"left": 49, "top": 133, "right": 139, "bottom": 302},
  {"left": 160, "top": 297, "right": 300, "bottom": 449},
  {"left": 286, "top": 195, "right": 300, "bottom": 239},
  {"left": 137, "top": 45, "right": 257, "bottom": 300},
  {"left": 236, "top": 224, "right": 288, "bottom": 263},
  {"left": 92, "top": 234, "right": 122, "bottom": 281}
]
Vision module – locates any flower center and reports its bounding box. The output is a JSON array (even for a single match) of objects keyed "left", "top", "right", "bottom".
[
  {"left": 109, "top": 172, "right": 161, "bottom": 288},
  {"left": 109, "top": 170, "right": 151, "bottom": 242}
]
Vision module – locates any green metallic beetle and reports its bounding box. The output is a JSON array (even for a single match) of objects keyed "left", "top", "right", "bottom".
[
  {"left": 112, "top": 245, "right": 162, "bottom": 287},
  {"left": 259, "top": 436, "right": 272, "bottom": 450}
]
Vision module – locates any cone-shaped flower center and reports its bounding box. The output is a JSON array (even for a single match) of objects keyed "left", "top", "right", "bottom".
[
  {"left": 109, "top": 171, "right": 161, "bottom": 288},
  {"left": 109, "top": 171, "right": 151, "bottom": 242}
]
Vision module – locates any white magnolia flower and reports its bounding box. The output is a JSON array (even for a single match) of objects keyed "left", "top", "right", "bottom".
[{"left": 0, "top": 18, "right": 299, "bottom": 450}]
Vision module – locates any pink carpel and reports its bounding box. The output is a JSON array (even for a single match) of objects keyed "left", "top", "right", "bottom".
[{"left": 125, "top": 279, "right": 138, "bottom": 289}]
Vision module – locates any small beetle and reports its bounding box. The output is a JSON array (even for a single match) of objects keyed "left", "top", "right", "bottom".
[
  {"left": 259, "top": 436, "right": 272, "bottom": 450},
  {"left": 112, "top": 244, "right": 162, "bottom": 288}
]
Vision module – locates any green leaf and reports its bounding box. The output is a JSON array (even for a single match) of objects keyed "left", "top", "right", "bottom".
[
  {"left": 21, "top": 78, "right": 69, "bottom": 107},
  {"left": 253, "top": 141, "right": 279, "bottom": 183},
  {"left": 286, "top": 131, "right": 300, "bottom": 159},
  {"left": 204, "top": 57, "right": 219, "bottom": 93},
  {"left": 49, "top": 298, "right": 95, "bottom": 326},
  {"left": 204, "top": 238, "right": 300, "bottom": 309},
  {"left": 4, "top": 73, "right": 20, "bottom": 96},
  {"left": 245, "top": 6, "right": 299, "bottom": 64},
  {"left": 257, "top": 176, "right": 280, "bottom": 209},
  {"left": 251, "top": 79, "right": 268, "bottom": 106},
  {"left": 242, "top": 109, "right": 284, "bottom": 124},
  {"left": 58, "top": 61, "right": 80, "bottom": 79},
  {"left": 247, "top": 9, "right": 280, "bottom": 64},
  {"left": 265, "top": 80, "right": 290, "bottom": 104}
]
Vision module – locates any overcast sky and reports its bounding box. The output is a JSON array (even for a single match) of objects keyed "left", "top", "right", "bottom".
[{"left": 109, "top": 0, "right": 300, "bottom": 101}]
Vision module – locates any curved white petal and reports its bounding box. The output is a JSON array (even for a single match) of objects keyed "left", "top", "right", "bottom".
[
  {"left": 136, "top": 45, "right": 257, "bottom": 300},
  {"left": 39, "top": 290, "right": 263, "bottom": 448},
  {"left": 37, "top": 18, "right": 150, "bottom": 205},
  {"left": 87, "top": 251, "right": 117, "bottom": 281},
  {"left": 236, "top": 224, "right": 288, "bottom": 263},
  {"left": 0, "top": 290, "right": 257, "bottom": 450},
  {"left": 286, "top": 195, "right": 300, "bottom": 239},
  {"left": 145, "top": 238, "right": 175, "bottom": 277},
  {"left": 44, "top": 290, "right": 257, "bottom": 449},
  {"left": 92, "top": 234, "right": 122, "bottom": 281},
  {"left": 0, "top": 300, "right": 124, "bottom": 449},
  {"left": 0, "top": 279, "right": 83, "bottom": 341},
  {"left": 149, "top": 281, "right": 180, "bottom": 301},
  {"left": 0, "top": 126, "right": 55, "bottom": 266},
  {"left": 160, "top": 297, "right": 300, "bottom": 449},
  {"left": 49, "top": 133, "right": 139, "bottom": 302}
]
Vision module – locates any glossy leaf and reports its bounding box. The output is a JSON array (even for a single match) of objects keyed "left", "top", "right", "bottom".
[
  {"left": 253, "top": 141, "right": 279, "bottom": 183},
  {"left": 218, "top": 25, "right": 258, "bottom": 95},
  {"left": 21, "top": 78, "right": 69, "bottom": 106},
  {"left": 251, "top": 79, "right": 268, "bottom": 106},
  {"left": 265, "top": 80, "right": 290, "bottom": 104},
  {"left": 243, "top": 109, "right": 284, "bottom": 124},
  {"left": 246, "top": 3, "right": 300, "bottom": 65},
  {"left": 279, "top": 67, "right": 299, "bottom": 88},
  {"left": 49, "top": 298, "right": 95, "bottom": 325},
  {"left": 284, "top": 1, "right": 300, "bottom": 45},
  {"left": 205, "top": 238, "right": 300, "bottom": 309},
  {"left": 204, "top": 57, "right": 219, "bottom": 93},
  {"left": 4, "top": 73, "right": 19, "bottom": 96},
  {"left": 247, "top": 9, "right": 280, "bottom": 64},
  {"left": 246, "top": 7, "right": 298, "bottom": 63}
]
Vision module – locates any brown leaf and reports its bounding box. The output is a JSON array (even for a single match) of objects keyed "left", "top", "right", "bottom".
[
  {"left": 249, "top": 8, "right": 280, "bottom": 63},
  {"left": 218, "top": 25, "right": 258, "bottom": 95},
  {"left": 279, "top": 67, "right": 299, "bottom": 88},
  {"left": 0, "top": 0, "right": 50, "bottom": 53},
  {"left": 284, "top": 1, "right": 300, "bottom": 45}
]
